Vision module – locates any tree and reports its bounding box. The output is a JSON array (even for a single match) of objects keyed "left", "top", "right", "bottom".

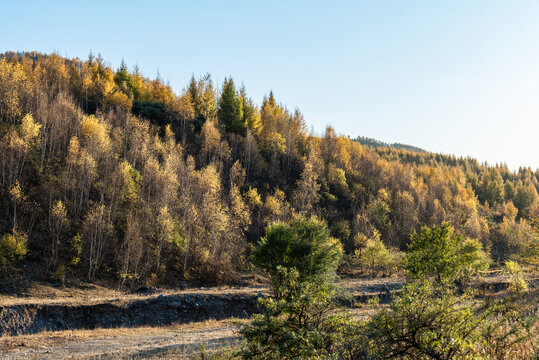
[
  {"left": 513, "top": 181, "right": 538, "bottom": 217},
  {"left": 218, "top": 77, "right": 244, "bottom": 133},
  {"left": 200, "top": 118, "right": 230, "bottom": 167},
  {"left": 0, "top": 59, "right": 29, "bottom": 123},
  {"left": 239, "top": 267, "right": 348, "bottom": 360},
  {"left": 49, "top": 199, "right": 68, "bottom": 267},
  {"left": 229, "top": 160, "right": 246, "bottom": 189},
  {"left": 0, "top": 228, "right": 27, "bottom": 268},
  {"left": 241, "top": 217, "right": 347, "bottom": 360},
  {"left": 155, "top": 205, "right": 175, "bottom": 274},
  {"left": 174, "top": 91, "right": 195, "bottom": 139},
  {"left": 243, "top": 129, "right": 262, "bottom": 180},
  {"left": 259, "top": 93, "right": 287, "bottom": 179},
  {"left": 292, "top": 151, "right": 321, "bottom": 214},
  {"left": 358, "top": 229, "right": 402, "bottom": 276},
  {"left": 83, "top": 204, "right": 113, "bottom": 281},
  {"left": 403, "top": 223, "right": 490, "bottom": 283},
  {"left": 367, "top": 192, "right": 392, "bottom": 234},
  {"left": 1, "top": 114, "right": 41, "bottom": 190},
  {"left": 114, "top": 60, "right": 135, "bottom": 99},
  {"left": 119, "top": 211, "right": 143, "bottom": 288},
  {"left": 188, "top": 73, "right": 217, "bottom": 129},
  {"left": 240, "top": 86, "right": 262, "bottom": 135},
  {"left": 481, "top": 168, "right": 505, "bottom": 206},
  {"left": 252, "top": 216, "right": 342, "bottom": 295},
  {"left": 62, "top": 136, "right": 97, "bottom": 219}
]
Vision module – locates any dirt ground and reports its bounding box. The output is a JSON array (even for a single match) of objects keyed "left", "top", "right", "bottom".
[
  {"left": 1, "top": 274, "right": 535, "bottom": 359},
  {"left": 0, "top": 319, "right": 241, "bottom": 359}
]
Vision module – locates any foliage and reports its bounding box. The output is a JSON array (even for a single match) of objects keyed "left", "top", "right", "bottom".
[
  {"left": 366, "top": 282, "right": 483, "bottom": 359},
  {"left": 218, "top": 78, "right": 244, "bottom": 133},
  {"left": 0, "top": 228, "right": 27, "bottom": 267},
  {"left": 0, "top": 51, "right": 538, "bottom": 286},
  {"left": 68, "top": 233, "right": 82, "bottom": 266},
  {"left": 357, "top": 229, "right": 402, "bottom": 275},
  {"left": 503, "top": 260, "right": 528, "bottom": 293},
  {"left": 403, "top": 223, "right": 490, "bottom": 283},
  {"left": 239, "top": 267, "right": 347, "bottom": 360},
  {"left": 242, "top": 217, "right": 351, "bottom": 359},
  {"left": 252, "top": 217, "right": 342, "bottom": 294},
  {"left": 365, "top": 281, "right": 536, "bottom": 360}
]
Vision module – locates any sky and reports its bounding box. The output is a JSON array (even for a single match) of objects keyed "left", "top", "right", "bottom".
[{"left": 1, "top": 0, "right": 539, "bottom": 170}]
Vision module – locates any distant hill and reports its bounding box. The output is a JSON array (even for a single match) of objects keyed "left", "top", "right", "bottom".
[{"left": 354, "top": 136, "right": 427, "bottom": 153}]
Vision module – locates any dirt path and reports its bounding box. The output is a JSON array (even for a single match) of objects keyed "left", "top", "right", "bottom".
[{"left": 1, "top": 324, "right": 240, "bottom": 359}]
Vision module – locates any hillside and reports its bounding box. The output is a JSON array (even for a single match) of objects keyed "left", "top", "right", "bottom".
[
  {"left": 0, "top": 51, "right": 538, "bottom": 287},
  {"left": 354, "top": 135, "right": 426, "bottom": 153}
]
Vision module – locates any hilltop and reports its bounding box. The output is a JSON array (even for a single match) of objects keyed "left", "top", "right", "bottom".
[
  {"left": 0, "top": 51, "right": 537, "bottom": 288},
  {"left": 354, "top": 135, "right": 426, "bottom": 153}
]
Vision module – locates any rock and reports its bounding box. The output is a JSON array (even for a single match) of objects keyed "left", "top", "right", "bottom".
[
  {"left": 0, "top": 291, "right": 262, "bottom": 336},
  {"left": 129, "top": 286, "right": 157, "bottom": 295}
]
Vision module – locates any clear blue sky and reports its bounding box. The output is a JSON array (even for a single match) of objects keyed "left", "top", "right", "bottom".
[{"left": 2, "top": 0, "right": 539, "bottom": 170}]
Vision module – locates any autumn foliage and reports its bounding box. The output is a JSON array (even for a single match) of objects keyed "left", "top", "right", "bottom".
[{"left": 0, "top": 51, "right": 538, "bottom": 286}]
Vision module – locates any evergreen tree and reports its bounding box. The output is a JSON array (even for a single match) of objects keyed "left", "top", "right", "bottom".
[
  {"left": 114, "top": 60, "right": 134, "bottom": 98},
  {"left": 218, "top": 77, "right": 244, "bottom": 133}
]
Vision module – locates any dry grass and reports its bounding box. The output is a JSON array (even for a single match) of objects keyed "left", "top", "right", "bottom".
[
  {"left": 4, "top": 274, "right": 533, "bottom": 307},
  {"left": 0, "top": 318, "right": 246, "bottom": 355},
  {"left": 0, "top": 282, "right": 122, "bottom": 306},
  {"left": 0, "top": 276, "right": 405, "bottom": 307},
  {"left": 0, "top": 282, "right": 268, "bottom": 307},
  {"left": 106, "top": 347, "right": 240, "bottom": 360}
]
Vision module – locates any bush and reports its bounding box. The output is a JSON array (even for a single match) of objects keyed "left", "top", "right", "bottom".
[
  {"left": 0, "top": 228, "right": 28, "bottom": 267},
  {"left": 252, "top": 216, "right": 342, "bottom": 295},
  {"left": 239, "top": 267, "right": 347, "bottom": 359},
  {"left": 366, "top": 282, "right": 480, "bottom": 359},
  {"left": 365, "top": 281, "right": 536, "bottom": 360},
  {"left": 458, "top": 238, "right": 491, "bottom": 280},
  {"left": 503, "top": 260, "right": 528, "bottom": 293},
  {"left": 403, "top": 222, "right": 490, "bottom": 283},
  {"left": 356, "top": 230, "right": 402, "bottom": 276}
]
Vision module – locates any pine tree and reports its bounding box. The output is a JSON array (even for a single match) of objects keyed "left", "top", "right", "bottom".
[{"left": 218, "top": 78, "right": 244, "bottom": 133}]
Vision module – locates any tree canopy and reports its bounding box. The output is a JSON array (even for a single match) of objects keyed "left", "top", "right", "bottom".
[{"left": 0, "top": 51, "right": 537, "bottom": 286}]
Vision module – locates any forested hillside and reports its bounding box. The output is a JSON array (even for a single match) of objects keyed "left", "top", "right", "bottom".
[
  {"left": 1, "top": 51, "right": 538, "bottom": 286},
  {"left": 354, "top": 136, "right": 426, "bottom": 153}
]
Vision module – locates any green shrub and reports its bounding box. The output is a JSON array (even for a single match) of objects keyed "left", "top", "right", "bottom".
[
  {"left": 403, "top": 222, "right": 490, "bottom": 283},
  {"left": 357, "top": 230, "right": 402, "bottom": 276},
  {"left": 366, "top": 282, "right": 482, "bottom": 359},
  {"left": 365, "top": 281, "right": 536, "bottom": 360},
  {"left": 503, "top": 260, "right": 528, "bottom": 293},
  {"left": 252, "top": 216, "right": 342, "bottom": 295},
  {"left": 239, "top": 267, "right": 351, "bottom": 360}
]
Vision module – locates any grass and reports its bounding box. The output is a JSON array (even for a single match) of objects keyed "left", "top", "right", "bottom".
[
  {"left": 0, "top": 318, "right": 247, "bottom": 355},
  {"left": 0, "top": 280, "right": 268, "bottom": 307}
]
